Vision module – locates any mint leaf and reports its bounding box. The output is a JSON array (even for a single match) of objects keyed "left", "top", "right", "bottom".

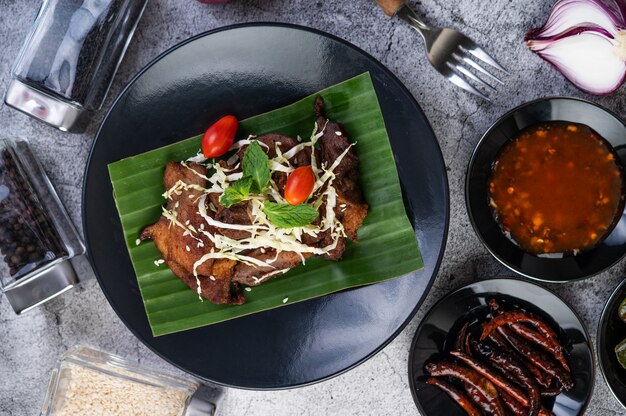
[
  {"left": 220, "top": 176, "right": 253, "bottom": 208},
  {"left": 262, "top": 201, "right": 318, "bottom": 228},
  {"left": 243, "top": 141, "right": 270, "bottom": 193},
  {"left": 219, "top": 141, "right": 270, "bottom": 207}
]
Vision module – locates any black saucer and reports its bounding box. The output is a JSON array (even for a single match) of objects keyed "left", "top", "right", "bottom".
[
  {"left": 466, "top": 97, "right": 626, "bottom": 282},
  {"left": 598, "top": 277, "right": 626, "bottom": 410},
  {"left": 408, "top": 277, "right": 594, "bottom": 416}
]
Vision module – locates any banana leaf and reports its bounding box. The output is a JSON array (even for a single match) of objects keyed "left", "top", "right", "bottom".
[{"left": 108, "top": 72, "right": 422, "bottom": 336}]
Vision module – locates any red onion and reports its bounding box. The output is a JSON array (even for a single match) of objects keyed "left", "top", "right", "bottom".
[{"left": 526, "top": 0, "right": 626, "bottom": 95}]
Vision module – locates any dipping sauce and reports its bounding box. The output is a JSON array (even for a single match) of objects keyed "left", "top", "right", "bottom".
[{"left": 489, "top": 121, "right": 624, "bottom": 255}]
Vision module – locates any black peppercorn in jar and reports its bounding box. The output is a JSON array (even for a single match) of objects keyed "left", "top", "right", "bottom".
[
  {"left": 0, "top": 148, "right": 66, "bottom": 285},
  {"left": 5, "top": 0, "right": 149, "bottom": 132},
  {"left": 0, "top": 139, "right": 85, "bottom": 314}
]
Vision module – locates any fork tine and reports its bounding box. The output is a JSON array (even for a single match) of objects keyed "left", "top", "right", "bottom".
[
  {"left": 454, "top": 63, "right": 495, "bottom": 91},
  {"left": 444, "top": 65, "right": 490, "bottom": 101},
  {"left": 461, "top": 42, "right": 508, "bottom": 74},
  {"left": 456, "top": 53, "right": 504, "bottom": 85}
]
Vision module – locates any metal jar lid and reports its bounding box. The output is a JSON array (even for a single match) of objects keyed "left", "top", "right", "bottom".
[
  {"left": 185, "top": 384, "right": 218, "bottom": 416},
  {"left": 3, "top": 260, "right": 79, "bottom": 314},
  {"left": 4, "top": 79, "right": 90, "bottom": 133}
]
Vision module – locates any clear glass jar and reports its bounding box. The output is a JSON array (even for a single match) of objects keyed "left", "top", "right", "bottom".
[
  {"left": 41, "top": 346, "right": 217, "bottom": 416},
  {"left": 5, "top": 0, "right": 149, "bottom": 132},
  {"left": 0, "top": 139, "right": 85, "bottom": 313}
]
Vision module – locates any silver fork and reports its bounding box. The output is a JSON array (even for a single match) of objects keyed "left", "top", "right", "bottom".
[{"left": 376, "top": 0, "right": 506, "bottom": 100}]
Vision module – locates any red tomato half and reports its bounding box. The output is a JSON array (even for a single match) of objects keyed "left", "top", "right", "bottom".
[
  {"left": 284, "top": 166, "right": 315, "bottom": 205},
  {"left": 202, "top": 115, "right": 238, "bottom": 158}
]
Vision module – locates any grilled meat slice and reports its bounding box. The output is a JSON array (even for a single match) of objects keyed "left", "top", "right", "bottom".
[
  {"left": 237, "top": 134, "right": 298, "bottom": 160},
  {"left": 208, "top": 189, "right": 252, "bottom": 240},
  {"left": 315, "top": 97, "right": 368, "bottom": 242},
  {"left": 173, "top": 262, "right": 243, "bottom": 305},
  {"left": 141, "top": 162, "right": 214, "bottom": 275},
  {"left": 319, "top": 228, "right": 346, "bottom": 260},
  {"left": 231, "top": 249, "right": 313, "bottom": 286},
  {"left": 140, "top": 162, "right": 243, "bottom": 304}
]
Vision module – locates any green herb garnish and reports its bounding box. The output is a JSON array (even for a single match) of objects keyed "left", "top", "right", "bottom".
[
  {"left": 242, "top": 141, "right": 270, "bottom": 193},
  {"left": 262, "top": 201, "right": 318, "bottom": 228},
  {"left": 220, "top": 142, "right": 271, "bottom": 208},
  {"left": 219, "top": 176, "right": 253, "bottom": 208}
]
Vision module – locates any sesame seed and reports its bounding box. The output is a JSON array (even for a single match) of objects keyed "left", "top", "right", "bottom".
[
  {"left": 185, "top": 246, "right": 190, "bottom": 252},
  {"left": 335, "top": 131, "right": 342, "bottom": 136},
  {"left": 245, "top": 287, "right": 252, "bottom": 292},
  {"left": 154, "top": 259, "right": 165, "bottom": 266},
  {"left": 282, "top": 297, "right": 289, "bottom": 303},
  {"left": 135, "top": 239, "right": 141, "bottom": 246},
  {"left": 209, "top": 276, "right": 216, "bottom": 281}
]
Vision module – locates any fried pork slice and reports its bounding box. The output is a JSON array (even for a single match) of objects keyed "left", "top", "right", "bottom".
[
  {"left": 207, "top": 187, "right": 252, "bottom": 240},
  {"left": 231, "top": 250, "right": 313, "bottom": 286},
  {"left": 140, "top": 162, "right": 243, "bottom": 305},
  {"left": 315, "top": 96, "right": 368, "bottom": 243}
]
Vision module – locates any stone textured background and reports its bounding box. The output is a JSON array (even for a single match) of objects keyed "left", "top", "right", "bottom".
[{"left": 0, "top": 0, "right": 624, "bottom": 414}]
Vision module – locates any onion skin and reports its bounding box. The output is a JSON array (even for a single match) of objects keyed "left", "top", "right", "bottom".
[{"left": 526, "top": 0, "right": 626, "bottom": 95}]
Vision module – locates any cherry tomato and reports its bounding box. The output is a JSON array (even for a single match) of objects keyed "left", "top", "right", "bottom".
[
  {"left": 284, "top": 166, "right": 315, "bottom": 205},
  {"left": 202, "top": 115, "right": 238, "bottom": 158}
]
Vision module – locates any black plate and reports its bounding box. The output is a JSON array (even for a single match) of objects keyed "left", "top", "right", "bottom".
[
  {"left": 466, "top": 97, "right": 626, "bottom": 282},
  {"left": 409, "top": 278, "right": 594, "bottom": 416},
  {"left": 82, "top": 24, "right": 449, "bottom": 389},
  {"left": 598, "top": 277, "right": 626, "bottom": 409}
]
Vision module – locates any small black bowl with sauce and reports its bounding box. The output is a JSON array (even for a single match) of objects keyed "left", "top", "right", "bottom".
[{"left": 466, "top": 97, "right": 626, "bottom": 282}]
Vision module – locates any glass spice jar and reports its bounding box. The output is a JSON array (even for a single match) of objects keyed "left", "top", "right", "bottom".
[
  {"left": 0, "top": 139, "right": 85, "bottom": 314},
  {"left": 5, "top": 0, "right": 149, "bottom": 133},
  {"left": 41, "top": 346, "right": 217, "bottom": 416}
]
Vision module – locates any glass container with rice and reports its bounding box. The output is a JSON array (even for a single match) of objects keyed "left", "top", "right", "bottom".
[{"left": 40, "top": 346, "right": 216, "bottom": 416}]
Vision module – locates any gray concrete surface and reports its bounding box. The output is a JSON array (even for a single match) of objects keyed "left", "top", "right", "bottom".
[{"left": 0, "top": 0, "right": 624, "bottom": 414}]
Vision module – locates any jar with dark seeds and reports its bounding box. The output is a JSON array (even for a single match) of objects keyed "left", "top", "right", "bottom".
[{"left": 0, "top": 148, "right": 67, "bottom": 284}]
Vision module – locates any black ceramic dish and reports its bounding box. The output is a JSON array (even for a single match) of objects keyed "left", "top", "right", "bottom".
[
  {"left": 598, "top": 277, "right": 626, "bottom": 409},
  {"left": 82, "top": 24, "right": 449, "bottom": 389},
  {"left": 409, "top": 278, "right": 594, "bottom": 416},
  {"left": 466, "top": 97, "right": 626, "bottom": 282}
]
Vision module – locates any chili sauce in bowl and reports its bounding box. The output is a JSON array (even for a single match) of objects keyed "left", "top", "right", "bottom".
[{"left": 489, "top": 121, "right": 624, "bottom": 256}]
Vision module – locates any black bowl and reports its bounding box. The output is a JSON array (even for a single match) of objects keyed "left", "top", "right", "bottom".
[
  {"left": 466, "top": 97, "right": 626, "bottom": 282},
  {"left": 409, "top": 277, "right": 594, "bottom": 416},
  {"left": 598, "top": 277, "right": 626, "bottom": 409}
]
